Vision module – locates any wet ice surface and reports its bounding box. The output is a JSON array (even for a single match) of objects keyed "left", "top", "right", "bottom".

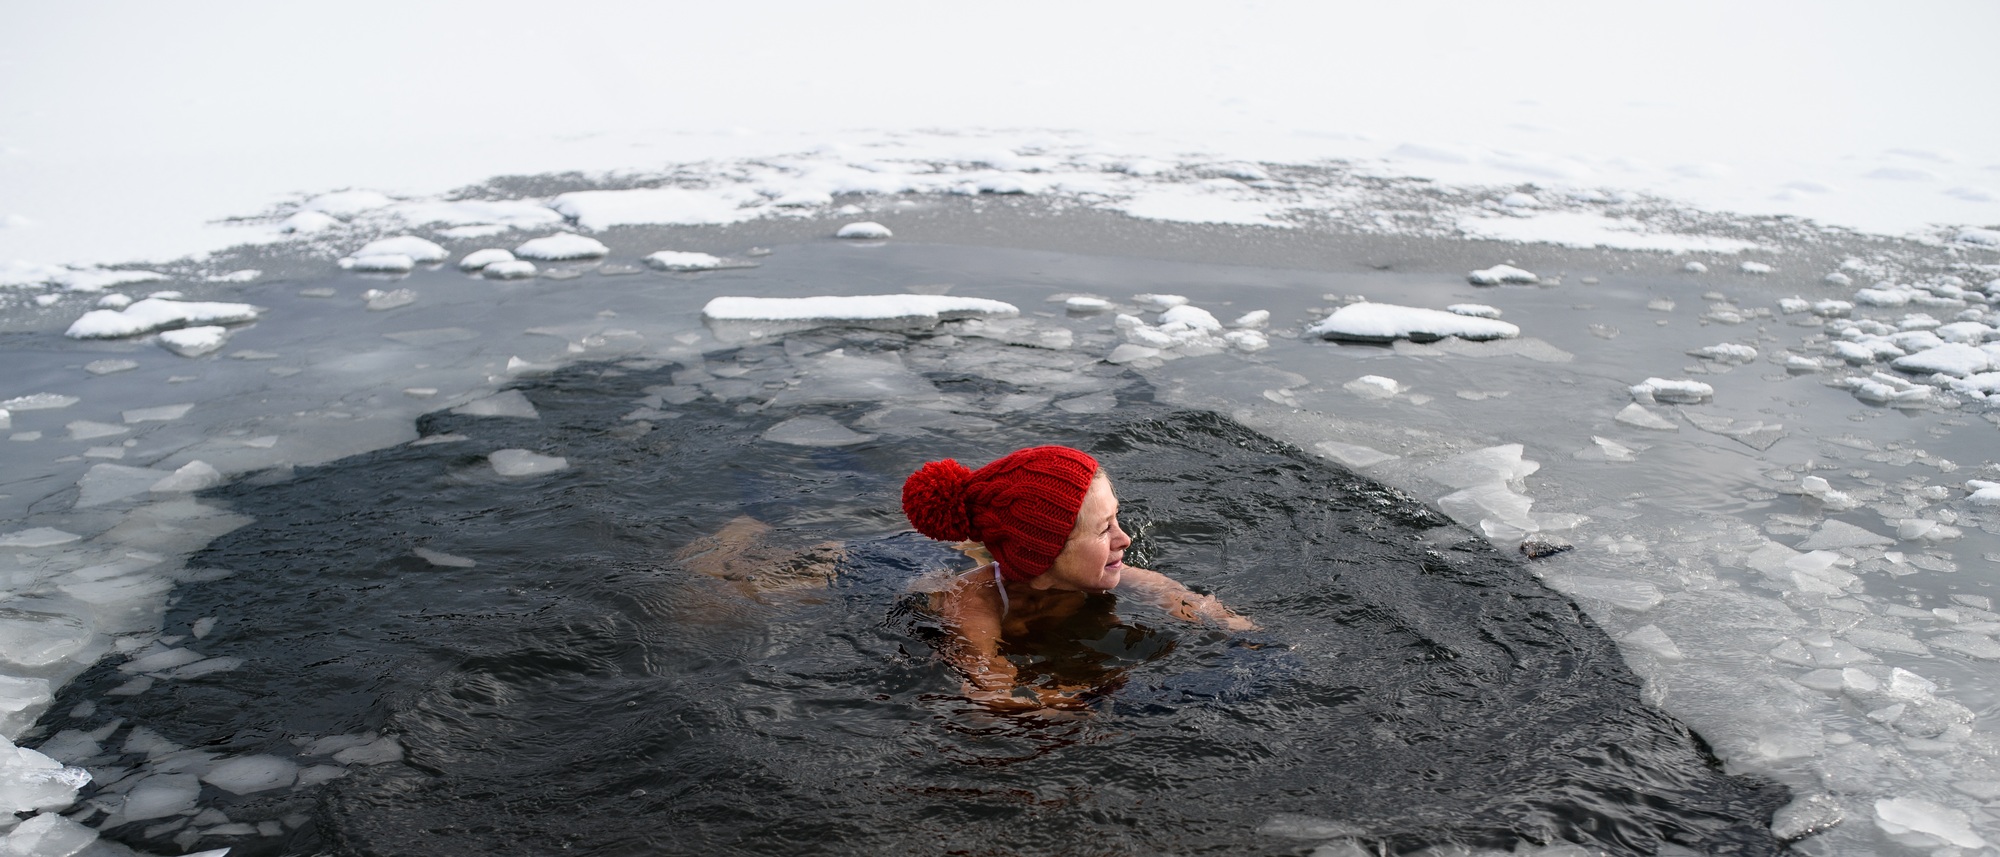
[{"left": 0, "top": 199, "right": 1996, "bottom": 855}]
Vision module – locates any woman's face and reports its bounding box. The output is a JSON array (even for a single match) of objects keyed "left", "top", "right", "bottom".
[{"left": 1034, "top": 476, "right": 1130, "bottom": 592}]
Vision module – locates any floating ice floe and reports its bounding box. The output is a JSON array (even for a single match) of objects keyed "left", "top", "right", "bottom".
[
  {"left": 1688, "top": 343, "right": 1759, "bottom": 364},
  {"left": 834, "top": 221, "right": 892, "bottom": 239},
  {"left": 1892, "top": 343, "right": 1994, "bottom": 377},
  {"left": 1111, "top": 303, "right": 1266, "bottom": 359},
  {"left": 65, "top": 297, "right": 262, "bottom": 340},
  {"left": 489, "top": 449, "right": 568, "bottom": 477},
  {"left": 353, "top": 236, "right": 447, "bottom": 264},
  {"left": 0, "top": 737, "right": 91, "bottom": 813},
  {"left": 1740, "top": 261, "right": 1773, "bottom": 274},
  {"left": 1841, "top": 372, "right": 1934, "bottom": 406},
  {"left": 1628, "top": 377, "right": 1713, "bottom": 404},
  {"left": 1132, "top": 293, "right": 1187, "bottom": 310},
  {"left": 1467, "top": 264, "right": 1539, "bottom": 285},
  {"left": 762, "top": 416, "right": 874, "bottom": 447},
  {"left": 158, "top": 326, "right": 228, "bottom": 357},
  {"left": 1344, "top": 375, "right": 1405, "bottom": 399},
  {"left": 1064, "top": 296, "right": 1112, "bottom": 313},
  {"left": 1, "top": 261, "right": 167, "bottom": 293},
  {"left": 344, "top": 254, "right": 414, "bottom": 274},
  {"left": 1446, "top": 304, "right": 1499, "bottom": 318},
  {"left": 457, "top": 249, "right": 514, "bottom": 272},
  {"left": 643, "top": 251, "right": 726, "bottom": 271},
  {"left": 515, "top": 233, "right": 609, "bottom": 260},
  {"left": 362, "top": 288, "right": 416, "bottom": 311},
  {"left": 1966, "top": 480, "right": 2000, "bottom": 507},
  {"left": 453, "top": 390, "right": 539, "bottom": 419},
  {"left": 0, "top": 393, "right": 78, "bottom": 411},
  {"left": 1305, "top": 302, "right": 1520, "bottom": 343},
  {"left": 701, "top": 294, "right": 1017, "bottom": 341},
  {"left": 483, "top": 260, "right": 537, "bottom": 280},
  {"left": 1684, "top": 261, "right": 1710, "bottom": 274}
]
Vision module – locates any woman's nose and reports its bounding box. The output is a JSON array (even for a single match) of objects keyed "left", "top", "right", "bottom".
[{"left": 1111, "top": 522, "right": 1132, "bottom": 550}]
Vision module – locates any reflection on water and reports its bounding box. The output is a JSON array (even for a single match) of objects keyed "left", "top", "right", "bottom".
[{"left": 43, "top": 346, "right": 1786, "bottom": 856}]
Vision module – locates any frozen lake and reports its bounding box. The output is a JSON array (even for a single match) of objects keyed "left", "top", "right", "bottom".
[{"left": 2, "top": 167, "right": 1999, "bottom": 856}]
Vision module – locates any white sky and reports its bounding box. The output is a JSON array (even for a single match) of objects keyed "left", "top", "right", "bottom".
[{"left": 4, "top": 0, "right": 1997, "bottom": 266}]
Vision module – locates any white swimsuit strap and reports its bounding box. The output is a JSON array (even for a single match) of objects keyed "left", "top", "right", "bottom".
[{"left": 991, "top": 562, "right": 1009, "bottom": 618}]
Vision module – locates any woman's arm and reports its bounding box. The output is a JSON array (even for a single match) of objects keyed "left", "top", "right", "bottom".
[
  {"left": 1117, "top": 567, "right": 1258, "bottom": 631},
  {"left": 937, "top": 571, "right": 1089, "bottom": 711}
]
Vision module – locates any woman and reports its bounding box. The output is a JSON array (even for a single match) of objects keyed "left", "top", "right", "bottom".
[{"left": 903, "top": 445, "right": 1254, "bottom": 710}]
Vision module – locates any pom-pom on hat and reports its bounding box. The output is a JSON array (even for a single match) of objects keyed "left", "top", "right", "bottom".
[{"left": 902, "top": 446, "right": 1100, "bottom": 581}]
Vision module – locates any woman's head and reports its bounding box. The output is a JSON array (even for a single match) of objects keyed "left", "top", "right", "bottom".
[{"left": 902, "top": 445, "right": 1103, "bottom": 582}]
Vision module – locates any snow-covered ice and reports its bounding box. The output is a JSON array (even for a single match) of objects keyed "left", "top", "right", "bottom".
[
  {"left": 515, "top": 233, "right": 609, "bottom": 261},
  {"left": 1306, "top": 302, "right": 1520, "bottom": 343},
  {"left": 834, "top": 221, "right": 893, "bottom": 240},
  {"left": 643, "top": 251, "right": 727, "bottom": 272},
  {"left": 64, "top": 298, "right": 261, "bottom": 340}
]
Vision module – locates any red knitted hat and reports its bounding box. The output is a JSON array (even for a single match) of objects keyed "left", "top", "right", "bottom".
[{"left": 902, "top": 446, "right": 1100, "bottom": 581}]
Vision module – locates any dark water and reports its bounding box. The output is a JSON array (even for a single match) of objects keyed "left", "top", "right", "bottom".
[{"left": 47, "top": 336, "right": 1787, "bottom": 856}]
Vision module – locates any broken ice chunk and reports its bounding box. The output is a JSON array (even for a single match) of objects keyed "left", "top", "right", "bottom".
[
  {"left": 1540, "top": 574, "right": 1664, "bottom": 611},
  {"left": 1873, "top": 797, "right": 1986, "bottom": 849},
  {"left": 1771, "top": 793, "right": 1844, "bottom": 842},
  {"left": 1740, "top": 261, "right": 1773, "bottom": 274},
  {"left": 1158, "top": 305, "right": 1221, "bottom": 332},
  {"left": 643, "top": 251, "right": 726, "bottom": 271},
  {"left": 515, "top": 233, "right": 609, "bottom": 260},
  {"left": 1683, "top": 261, "right": 1709, "bottom": 274},
  {"left": 362, "top": 288, "right": 417, "bottom": 311},
  {"left": 1131, "top": 293, "right": 1187, "bottom": 310},
  {"left": 456, "top": 248, "right": 514, "bottom": 272},
  {"left": 67, "top": 420, "right": 128, "bottom": 441},
  {"left": 76, "top": 463, "right": 174, "bottom": 507},
  {"left": 1343, "top": 375, "right": 1404, "bottom": 399},
  {"left": 1446, "top": 303, "right": 1500, "bottom": 318},
  {"left": 1891, "top": 343, "right": 1992, "bottom": 377},
  {"left": 123, "top": 403, "right": 193, "bottom": 423},
  {"left": 1576, "top": 436, "right": 1641, "bottom": 461},
  {"left": 1424, "top": 444, "right": 1540, "bottom": 490},
  {"left": 0, "top": 528, "right": 81, "bottom": 548},
  {"left": 1931, "top": 632, "right": 2000, "bottom": 659},
  {"left": 346, "top": 254, "right": 415, "bottom": 274},
  {"left": 1614, "top": 402, "right": 1678, "bottom": 430},
  {"left": 1796, "top": 520, "right": 1895, "bottom": 550},
  {"left": 482, "top": 260, "right": 537, "bottom": 280},
  {"left": 1312, "top": 440, "right": 1397, "bottom": 468},
  {"left": 834, "top": 222, "right": 891, "bottom": 240},
  {"left": 0, "top": 610, "right": 93, "bottom": 668},
  {"left": 413, "top": 547, "right": 475, "bottom": 568},
  {"left": 1965, "top": 480, "right": 2000, "bottom": 506},
  {"left": 1105, "top": 344, "right": 1161, "bottom": 364},
  {"left": 151, "top": 461, "right": 223, "bottom": 493},
  {"left": 1306, "top": 302, "right": 1519, "bottom": 342},
  {"left": 761, "top": 416, "right": 873, "bottom": 447},
  {"left": 489, "top": 449, "right": 568, "bottom": 477},
  {"left": 1688, "top": 343, "right": 1758, "bottom": 364},
  {"left": 65, "top": 298, "right": 262, "bottom": 340},
  {"left": 354, "top": 236, "right": 447, "bottom": 263},
  {"left": 1467, "top": 264, "right": 1538, "bottom": 285},
  {"left": 0, "top": 812, "right": 97, "bottom": 856},
  {"left": 1628, "top": 377, "right": 1712, "bottom": 404},
  {"left": 1621, "top": 624, "right": 1684, "bottom": 661},
  {"left": 118, "top": 772, "right": 200, "bottom": 820},
  {"left": 1064, "top": 297, "right": 1112, "bottom": 313},
  {"left": 0, "top": 738, "right": 92, "bottom": 814},
  {"left": 452, "top": 390, "right": 539, "bottom": 419},
  {"left": 157, "top": 326, "right": 229, "bottom": 357},
  {"left": 1228, "top": 309, "right": 1270, "bottom": 328},
  {"left": 201, "top": 756, "right": 298, "bottom": 794}
]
